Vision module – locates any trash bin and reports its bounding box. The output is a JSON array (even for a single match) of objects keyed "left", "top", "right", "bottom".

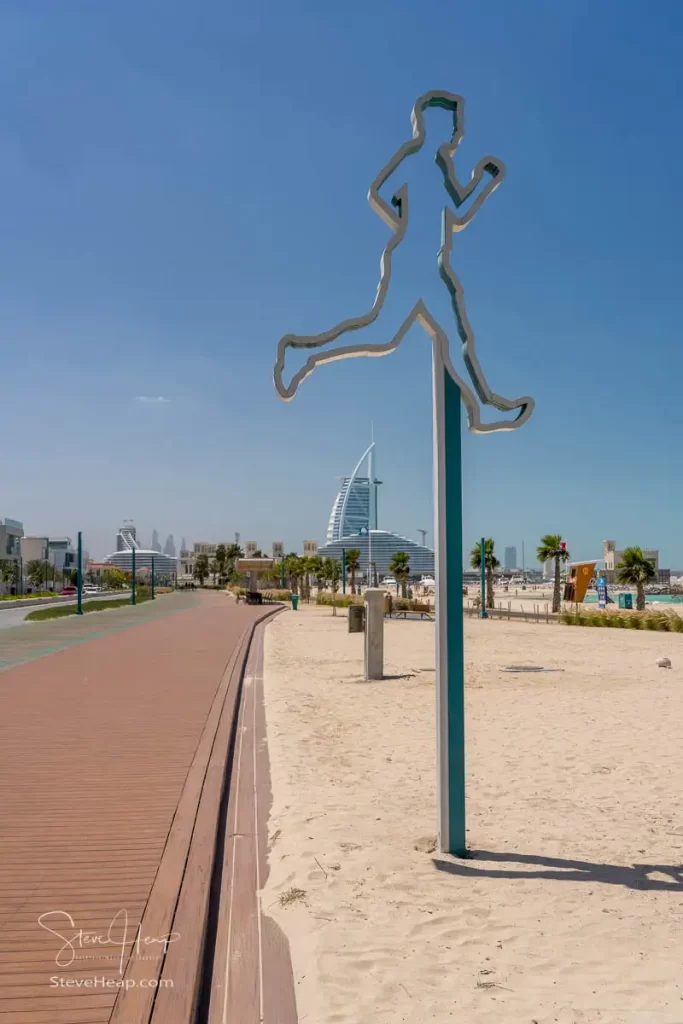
[
  {"left": 349, "top": 604, "right": 365, "bottom": 633},
  {"left": 291, "top": 593, "right": 299, "bottom": 611},
  {"left": 618, "top": 593, "right": 633, "bottom": 610}
]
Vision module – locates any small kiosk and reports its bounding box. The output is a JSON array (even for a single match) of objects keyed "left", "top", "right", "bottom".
[
  {"left": 563, "top": 561, "right": 597, "bottom": 604},
  {"left": 235, "top": 557, "right": 274, "bottom": 604}
]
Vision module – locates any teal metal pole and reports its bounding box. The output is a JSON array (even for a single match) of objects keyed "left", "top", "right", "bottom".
[
  {"left": 131, "top": 547, "right": 136, "bottom": 606},
  {"left": 151, "top": 556, "right": 155, "bottom": 599},
  {"left": 342, "top": 548, "right": 346, "bottom": 594},
  {"left": 441, "top": 368, "right": 466, "bottom": 855},
  {"left": 280, "top": 559, "right": 285, "bottom": 588},
  {"left": 479, "top": 536, "right": 488, "bottom": 619},
  {"left": 76, "top": 532, "right": 83, "bottom": 615}
]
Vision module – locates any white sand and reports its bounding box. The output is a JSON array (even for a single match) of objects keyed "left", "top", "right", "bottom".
[{"left": 262, "top": 605, "right": 683, "bottom": 1024}]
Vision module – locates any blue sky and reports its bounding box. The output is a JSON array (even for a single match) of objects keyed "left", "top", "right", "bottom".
[{"left": 3, "top": 0, "right": 683, "bottom": 565}]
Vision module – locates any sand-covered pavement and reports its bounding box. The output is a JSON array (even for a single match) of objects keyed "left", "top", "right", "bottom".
[{"left": 261, "top": 605, "right": 683, "bottom": 1024}]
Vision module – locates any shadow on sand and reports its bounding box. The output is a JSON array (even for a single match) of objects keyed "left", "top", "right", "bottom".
[{"left": 433, "top": 849, "right": 683, "bottom": 891}]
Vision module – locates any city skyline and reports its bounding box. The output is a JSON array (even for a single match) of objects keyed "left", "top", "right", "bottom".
[{"left": 3, "top": 3, "right": 683, "bottom": 566}]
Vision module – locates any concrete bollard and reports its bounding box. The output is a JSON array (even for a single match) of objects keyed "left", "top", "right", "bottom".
[{"left": 364, "top": 588, "right": 385, "bottom": 680}]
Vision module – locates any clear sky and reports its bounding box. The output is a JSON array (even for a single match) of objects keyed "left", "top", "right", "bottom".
[{"left": 3, "top": 0, "right": 683, "bottom": 565}]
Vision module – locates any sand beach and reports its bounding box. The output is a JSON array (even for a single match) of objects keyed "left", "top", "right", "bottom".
[{"left": 261, "top": 605, "right": 683, "bottom": 1024}]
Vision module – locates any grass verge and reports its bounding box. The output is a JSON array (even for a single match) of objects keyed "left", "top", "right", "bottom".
[{"left": 25, "top": 591, "right": 152, "bottom": 622}]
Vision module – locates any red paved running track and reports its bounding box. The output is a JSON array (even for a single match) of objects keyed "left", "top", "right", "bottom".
[{"left": 0, "top": 592, "right": 268, "bottom": 1023}]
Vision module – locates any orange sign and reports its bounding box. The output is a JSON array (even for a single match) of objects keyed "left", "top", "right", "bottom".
[{"left": 564, "top": 561, "right": 596, "bottom": 603}]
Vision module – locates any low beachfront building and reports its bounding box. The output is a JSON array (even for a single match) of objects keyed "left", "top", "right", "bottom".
[
  {"left": 317, "top": 529, "right": 435, "bottom": 581},
  {"left": 602, "top": 539, "right": 669, "bottom": 585},
  {"left": 103, "top": 523, "right": 177, "bottom": 579}
]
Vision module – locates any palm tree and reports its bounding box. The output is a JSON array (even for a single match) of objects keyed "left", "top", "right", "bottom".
[
  {"left": 389, "top": 551, "right": 411, "bottom": 597},
  {"left": 344, "top": 549, "right": 361, "bottom": 594},
  {"left": 616, "top": 547, "right": 656, "bottom": 611},
  {"left": 225, "top": 543, "right": 243, "bottom": 577},
  {"left": 209, "top": 559, "right": 220, "bottom": 585},
  {"left": 283, "top": 554, "right": 304, "bottom": 595},
  {"left": 215, "top": 544, "right": 227, "bottom": 582},
  {"left": 536, "top": 534, "right": 570, "bottom": 613},
  {"left": 194, "top": 553, "right": 210, "bottom": 585},
  {"left": 322, "top": 558, "right": 342, "bottom": 613},
  {"left": 470, "top": 539, "right": 499, "bottom": 610}
]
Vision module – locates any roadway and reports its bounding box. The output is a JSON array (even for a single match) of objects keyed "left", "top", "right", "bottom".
[{"left": 0, "top": 591, "right": 132, "bottom": 629}]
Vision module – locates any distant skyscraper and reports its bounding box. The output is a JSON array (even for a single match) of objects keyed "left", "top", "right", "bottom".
[
  {"left": 504, "top": 546, "right": 517, "bottom": 570},
  {"left": 317, "top": 437, "right": 434, "bottom": 577},
  {"left": 163, "top": 534, "right": 176, "bottom": 558},
  {"left": 151, "top": 529, "right": 161, "bottom": 553},
  {"left": 117, "top": 522, "right": 137, "bottom": 552},
  {"left": 327, "top": 438, "right": 381, "bottom": 542},
  {"left": 181, "top": 536, "right": 187, "bottom": 554}
]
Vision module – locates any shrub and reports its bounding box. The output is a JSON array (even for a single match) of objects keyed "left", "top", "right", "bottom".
[
  {"left": 560, "top": 608, "right": 683, "bottom": 631},
  {"left": 316, "top": 593, "right": 363, "bottom": 607},
  {"left": 261, "top": 590, "right": 292, "bottom": 602}
]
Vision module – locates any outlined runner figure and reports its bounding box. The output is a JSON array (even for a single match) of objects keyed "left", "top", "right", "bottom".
[{"left": 273, "top": 90, "right": 534, "bottom": 433}]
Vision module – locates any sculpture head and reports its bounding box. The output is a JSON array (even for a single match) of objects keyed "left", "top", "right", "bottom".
[{"left": 411, "top": 91, "right": 466, "bottom": 152}]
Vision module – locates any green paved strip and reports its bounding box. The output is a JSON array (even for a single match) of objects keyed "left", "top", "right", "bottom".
[
  {"left": 0, "top": 592, "right": 201, "bottom": 672},
  {"left": 25, "top": 593, "right": 153, "bottom": 621}
]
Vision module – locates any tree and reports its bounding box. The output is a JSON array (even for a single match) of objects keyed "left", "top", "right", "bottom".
[
  {"left": 101, "top": 568, "right": 128, "bottom": 590},
  {"left": 215, "top": 544, "right": 227, "bottom": 581},
  {"left": 345, "top": 549, "right": 361, "bottom": 594},
  {"left": 470, "top": 538, "right": 500, "bottom": 610},
  {"left": 616, "top": 547, "right": 656, "bottom": 611},
  {"left": 194, "top": 554, "right": 210, "bottom": 585},
  {"left": 26, "top": 559, "right": 50, "bottom": 590},
  {"left": 0, "top": 560, "right": 18, "bottom": 592},
  {"left": 283, "top": 554, "right": 304, "bottom": 595},
  {"left": 225, "top": 543, "right": 243, "bottom": 577},
  {"left": 389, "top": 551, "right": 411, "bottom": 597},
  {"left": 299, "top": 556, "right": 317, "bottom": 601},
  {"left": 536, "top": 534, "right": 570, "bottom": 613},
  {"left": 209, "top": 559, "right": 220, "bottom": 585},
  {"left": 322, "top": 558, "right": 341, "bottom": 613}
]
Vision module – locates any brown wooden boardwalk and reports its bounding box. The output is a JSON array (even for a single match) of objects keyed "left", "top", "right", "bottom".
[{"left": 0, "top": 592, "right": 295, "bottom": 1024}]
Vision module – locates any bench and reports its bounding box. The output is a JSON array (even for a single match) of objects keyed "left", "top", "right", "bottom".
[{"left": 393, "top": 604, "right": 434, "bottom": 620}]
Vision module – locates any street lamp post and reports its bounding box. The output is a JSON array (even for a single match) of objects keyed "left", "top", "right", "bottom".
[
  {"left": 479, "top": 537, "right": 488, "bottom": 619},
  {"left": 131, "top": 547, "right": 137, "bottom": 606},
  {"left": 77, "top": 532, "right": 83, "bottom": 615},
  {"left": 151, "top": 556, "right": 155, "bottom": 600}
]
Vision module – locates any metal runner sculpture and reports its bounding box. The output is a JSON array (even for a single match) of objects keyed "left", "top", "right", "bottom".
[{"left": 273, "top": 91, "right": 534, "bottom": 855}]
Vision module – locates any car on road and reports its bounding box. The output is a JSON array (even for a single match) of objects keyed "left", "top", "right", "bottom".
[
  {"left": 381, "top": 576, "right": 397, "bottom": 588},
  {"left": 61, "top": 586, "right": 76, "bottom": 596},
  {"left": 82, "top": 586, "right": 100, "bottom": 595}
]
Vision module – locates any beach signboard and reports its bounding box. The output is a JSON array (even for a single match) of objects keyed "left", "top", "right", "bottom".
[{"left": 597, "top": 576, "right": 608, "bottom": 609}]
